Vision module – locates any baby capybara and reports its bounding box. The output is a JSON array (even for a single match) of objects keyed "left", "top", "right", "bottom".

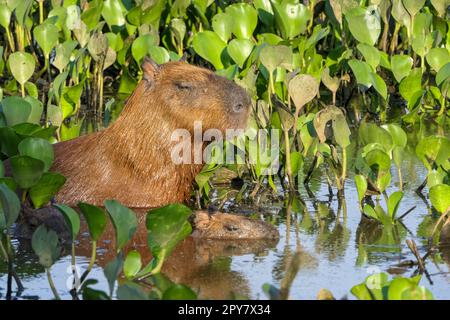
[{"left": 51, "top": 58, "right": 251, "bottom": 207}]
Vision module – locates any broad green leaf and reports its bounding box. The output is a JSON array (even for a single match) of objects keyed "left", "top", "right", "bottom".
[
  {"left": 382, "top": 124, "right": 407, "bottom": 148},
  {"left": 348, "top": 59, "right": 373, "bottom": 88},
  {"left": 104, "top": 253, "right": 123, "bottom": 296},
  {"left": 146, "top": 204, "right": 192, "bottom": 261},
  {"left": 355, "top": 174, "right": 368, "bottom": 206},
  {"left": 1, "top": 96, "right": 32, "bottom": 126},
  {"left": 436, "top": 62, "right": 450, "bottom": 87},
  {"left": 416, "top": 136, "right": 450, "bottom": 170},
  {"left": 427, "top": 48, "right": 450, "bottom": 73},
  {"left": 227, "top": 39, "right": 254, "bottom": 68},
  {"left": 345, "top": 6, "right": 381, "bottom": 45},
  {"left": 0, "top": 127, "right": 21, "bottom": 157},
  {"left": 272, "top": 0, "right": 311, "bottom": 39},
  {"left": 8, "top": 52, "right": 35, "bottom": 85},
  {"left": 226, "top": 3, "right": 257, "bottom": 39},
  {"left": 18, "top": 137, "right": 54, "bottom": 172},
  {"left": 32, "top": 225, "right": 60, "bottom": 268},
  {"left": 387, "top": 191, "right": 403, "bottom": 219},
  {"left": 403, "top": 0, "right": 426, "bottom": 17},
  {"left": 104, "top": 200, "right": 138, "bottom": 251},
  {"left": 77, "top": 202, "right": 107, "bottom": 241},
  {"left": 259, "top": 45, "right": 292, "bottom": 74},
  {"left": 162, "top": 284, "right": 197, "bottom": 300},
  {"left": 29, "top": 173, "right": 66, "bottom": 209},
  {"left": 10, "top": 155, "right": 45, "bottom": 189},
  {"left": 117, "top": 282, "right": 149, "bottom": 300},
  {"left": 357, "top": 43, "right": 380, "bottom": 70},
  {"left": 102, "top": 0, "right": 125, "bottom": 27},
  {"left": 212, "top": 12, "right": 233, "bottom": 42},
  {"left": 131, "top": 34, "right": 158, "bottom": 63},
  {"left": 54, "top": 204, "right": 80, "bottom": 241},
  {"left": 33, "top": 23, "right": 60, "bottom": 57},
  {"left": 429, "top": 184, "right": 450, "bottom": 214},
  {"left": 24, "top": 96, "right": 44, "bottom": 124},
  {"left": 0, "top": 183, "right": 20, "bottom": 228},
  {"left": 124, "top": 250, "right": 142, "bottom": 279},
  {"left": 0, "top": 4, "right": 11, "bottom": 29},
  {"left": 192, "top": 31, "right": 227, "bottom": 70}
]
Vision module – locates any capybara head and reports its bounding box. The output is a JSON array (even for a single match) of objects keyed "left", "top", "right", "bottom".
[
  {"left": 191, "top": 211, "right": 280, "bottom": 240},
  {"left": 140, "top": 57, "right": 252, "bottom": 134}
]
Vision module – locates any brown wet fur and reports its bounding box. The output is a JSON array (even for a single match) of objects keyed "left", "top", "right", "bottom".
[
  {"left": 51, "top": 60, "right": 251, "bottom": 208},
  {"left": 191, "top": 211, "right": 279, "bottom": 240}
]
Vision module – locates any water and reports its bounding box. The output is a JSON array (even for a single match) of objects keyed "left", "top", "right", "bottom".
[{"left": 1, "top": 121, "right": 449, "bottom": 300}]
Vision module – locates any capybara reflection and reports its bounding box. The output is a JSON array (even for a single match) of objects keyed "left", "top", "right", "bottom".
[{"left": 51, "top": 58, "right": 251, "bottom": 208}]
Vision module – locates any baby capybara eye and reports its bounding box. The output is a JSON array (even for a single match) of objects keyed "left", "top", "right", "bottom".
[{"left": 175, "top": 82, "right": 193, "bottom": 91}]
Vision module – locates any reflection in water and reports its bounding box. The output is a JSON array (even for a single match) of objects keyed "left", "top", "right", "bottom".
[{"left": 1, "top": 121, "right": 450, "bottom": 299}]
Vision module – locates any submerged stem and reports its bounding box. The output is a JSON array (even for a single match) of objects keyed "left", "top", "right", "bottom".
[{"left": 46, "top": 268, "right": 61, "bottom": 300}]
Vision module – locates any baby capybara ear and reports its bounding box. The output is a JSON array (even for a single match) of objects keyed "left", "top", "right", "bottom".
[{"left": 142, "top": 56, "right": 160, "bottom": 82}]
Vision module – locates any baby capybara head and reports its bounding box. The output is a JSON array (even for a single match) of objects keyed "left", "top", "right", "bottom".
[{"left": 140, "top": 57, "right": 251, "bottom": 134}]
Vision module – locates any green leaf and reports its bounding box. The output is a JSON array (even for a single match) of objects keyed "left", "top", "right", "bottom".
[
  {"left": 429, "top": 184, "right": 450, "bottom": 214},
  {"left": 8, "top": 52, "right": 35, "bottom": 86},
  {"left": 382, "top": 124, "right": 407, "bottom": 148},
  {"left": 225, "top": 3, "right": 258, "bottom": 39},
  {"left": 117, "top": 282, "right": 149, "bottom": 300},
  {"left": 227, "top": 39, "right": 254, "bottom": 68},
  {"left": 436, "top": 62, "right": 450, "bottom": 87},
  {"left": 0, "top": 5, "right": 12, "bottom": 29},
  {"left": 31, "top": 225, "right": 60, "bottom": 268},
  {"left": 399, "top": 68, "right": 422, "bottom": 102},
  {"left": 24, "top": 96, "right": 44, "bottom": 124},
  {"left": 357, "top": 43, "right": 380, "bottom": 70},
  {"left": 29, "top": 173, "right": 66, "bottom": 209},
  {"left": 77, "top": 202, "right": 107, "bottom": 241},
  {"left": 259, "top": 44, "right": 292, "bottom": 74},
  {"left": 355, "top": 174, "right": 368, "bottom": 206},
  {"left": 0, "top": 127, "right": 21, "bottom": 157},
  {"left": 363, "top": 204, "right": 379, "bottom": 220},
  {"left": 348, "top": 59, "right": 373, "bottom": 88},
  {"left": 426, "top": 48, "right": 450, "bottom": 73},
  {"left": 345, "top": 6, "right": 381, "bottom": 45},
  {"left": 146, "top": 204, "right": 192, "bottom": 261},
  {"left": 388, "top": 191, "right": 403, "bottom": 220},
  {"left": 54, "top": 204, "right": 80, "bottom": 241},
  {"left": 103, "top": 253, "right": 123, "bottom": 297},
  {"left": 162, "top": 284, "right": 197, "bottom": 300},
  {"left": 415, "top": 136, "right": 450, "bottom": 171},
  {"left": 10, "top": 155, "right": 45, "bottom": 189},
  {"left": 104, "top": 200, "right": 137, "bottom": 251},
  {"left": 18, "top": 137, "right": 54, "bottom": 172},
  {"left": 102, "top": 0, "right": 126, "bottom": 28},
  {"left": 124, "top": 250, "right": 142, "bottom": 279},
  {"left": 33, "top": 23, "right": 60, "bottom": 57},
  {"left": 131, "top": 34, "right": 158, "bottom": 63},
  {"left": 0, "top": 183, "right": 20, "bottom": 229},
  {"left": 402, "top": 0, "right": 426, "bottom": 17},
  {"left": 272, "top": 0, "right": 311, "bottom": 39},
  {"left": 192, "top": 31, "right": 227, "bottom": 70},
  {"left": 1, "top": 96, "right": 32, "bottom": 126},
  {"left": 212, "top": 12, "right": 233, "bottom": 42}
]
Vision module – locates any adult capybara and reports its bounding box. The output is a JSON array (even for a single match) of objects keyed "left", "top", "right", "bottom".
[{"left": 51, "top": 58, "right": 251, "bottom": 208}]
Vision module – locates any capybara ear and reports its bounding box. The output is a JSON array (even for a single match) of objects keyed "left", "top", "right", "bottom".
[{"left": 142, "top": 56, "right": 160, "bottom": 82}]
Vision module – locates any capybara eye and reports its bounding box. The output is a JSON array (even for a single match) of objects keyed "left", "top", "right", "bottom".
[
  {"left": 224, "top": 225, "right": 238, "bottom": 232},
  {"left": 175, "top": 82, "right": 193, "bottom": 91}
]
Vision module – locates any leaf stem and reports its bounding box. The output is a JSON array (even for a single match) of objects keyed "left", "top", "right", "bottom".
[{"left": 46, "top": 268, "right": 61, "bottom": 300}]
